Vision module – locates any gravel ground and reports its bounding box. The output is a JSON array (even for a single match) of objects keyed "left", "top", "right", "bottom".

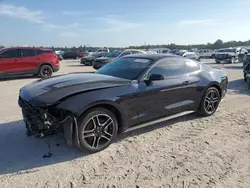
[{"left": 0, "top": 60, "right": 250, "bottom": 188}]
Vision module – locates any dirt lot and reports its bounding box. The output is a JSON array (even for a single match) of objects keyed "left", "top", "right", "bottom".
[{"left": 0, "top": 60, "right": 250, "bottom": 188}]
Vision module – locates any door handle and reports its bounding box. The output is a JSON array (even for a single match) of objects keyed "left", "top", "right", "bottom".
[
  {"left": 182, "top": 80, "right": 191, "bottom": 85},
  {"left": 13, "top": 59, "right": 18, "bottom": 62}
]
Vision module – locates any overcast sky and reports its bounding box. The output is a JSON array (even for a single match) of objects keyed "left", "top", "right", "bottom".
[{"left": 0, "top": 0, "right": 250, "bottom": 47}]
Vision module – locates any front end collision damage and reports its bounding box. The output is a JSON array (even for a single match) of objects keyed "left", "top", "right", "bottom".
[{"left": 18, "top": 96, "right": 81, "bottom": 147}]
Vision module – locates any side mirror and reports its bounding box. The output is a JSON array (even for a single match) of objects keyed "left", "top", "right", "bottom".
[{"left": 148, "top": 74, "right": 165, "bottom": 81}]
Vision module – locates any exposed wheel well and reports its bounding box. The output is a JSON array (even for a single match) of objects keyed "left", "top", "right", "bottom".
[{"left": 82, "top": 104, "right": 123, "bottom": 133}]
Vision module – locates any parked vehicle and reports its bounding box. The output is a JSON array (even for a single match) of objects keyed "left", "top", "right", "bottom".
[
  {"left": 169, "top": 49, "right": 180, "bottom": 55},
  {"left": 80, "top": 51, "right": 109, "bottom": 66},
  {"left": 177, "top": 50, "right": 188, "bottom": 56},
  {"left": 243, "top": 61, "right": 250, "bottom": 89},
  {"left": 146, "top": 50, "right": 158, "bottom": 54},
  {"left": 61, "top": 51, "right": 83, "bottom": 60},
  {"left": 88, "top": 48, "right": 110, "bottom": 56},
  {"left": 148, "top": 48, "right": 171, "bottom": 54},
  {"left": 236, "top": 47, "right": 250, "bottom": 64},
  {"left": 243, "top": 52, "right": 250, "bottom": 67},
  {"left": 0, "top": 47, "right": 59, "bottom": 78},
  {"left": 93, "top": 49, "right": 146, "bottom": 70},
  {"left": 18, "top": 54, "right": 228, "bottom": 152},
  {"left": 55, "top": 50, "right": 64, "bottom": 55},
  {"left": 197, "top": 49, "right": 213, "bottom": 58},
  {"left": 182, "top": 52, "right": 200, "bottom": 61},
  {"left": 214, "top": 48, "right": 236, "bottom": 64}
]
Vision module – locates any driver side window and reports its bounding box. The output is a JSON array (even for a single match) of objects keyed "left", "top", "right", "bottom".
[{"left": 147, "top": 58, "right": 187, "bottom": 78}]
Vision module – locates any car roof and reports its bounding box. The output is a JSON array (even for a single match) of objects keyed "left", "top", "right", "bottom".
[
  {"left": 122, "top": 53, "right": 179, "bottom": 61},
  {"left": 0, "top": 47, "right": 52, "bottom": 51}
]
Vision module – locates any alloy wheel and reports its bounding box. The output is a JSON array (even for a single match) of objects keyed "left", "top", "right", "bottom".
[
  {"left": 82, "top": 114, "right": 115, "bottom": 149},
  {"left": 204, "top": 89, "right": 219, "bottom": 114},
  {"left": 41, "top": 66, "right": 52, "bottom": 78}
]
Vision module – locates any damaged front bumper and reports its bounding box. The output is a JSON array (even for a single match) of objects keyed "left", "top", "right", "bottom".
[{"left": 18, "top": 96, "right": 79, "bottom": 146}]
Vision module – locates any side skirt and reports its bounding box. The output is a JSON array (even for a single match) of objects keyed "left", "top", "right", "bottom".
[{"left": 124, "top": 110, "right": 195, "bottom": 133}]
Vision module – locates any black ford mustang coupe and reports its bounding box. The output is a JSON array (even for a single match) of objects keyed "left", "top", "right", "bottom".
[{"left": 18, "top": 54, "right": 228, "bottom": 152}]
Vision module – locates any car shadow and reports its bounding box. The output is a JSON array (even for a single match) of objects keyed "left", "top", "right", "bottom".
[
  {"left": 0, "top": 113, "right": 200, "bottom": 175},
  {"left": 0, "top": 120, "right": 87, "bottom": 175},
  {"left": 67, "top": 64, "right": 86, "bottom": 67},
  {"left": 0, "top": 75, "right": 36, "bottom": 82},
  {"left": 224, "top": 65, "right": 243, "bottom": 70},
  {"left": 227, "top": 79, "right": 250, "bottom": 95}
]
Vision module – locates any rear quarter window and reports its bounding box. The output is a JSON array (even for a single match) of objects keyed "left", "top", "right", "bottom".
[
  {"left": 36, "top": 49, "right": 53, "bottom": 55},
  {"left": 186, "top": 59, "right": 201, "bottom": 72}
]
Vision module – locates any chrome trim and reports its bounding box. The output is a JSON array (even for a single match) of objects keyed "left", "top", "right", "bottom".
[{"left": 125, "top": 110, "right": 195, "bottom": 133}]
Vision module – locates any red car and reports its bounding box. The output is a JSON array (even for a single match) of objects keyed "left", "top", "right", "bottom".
[{"left": 0, "top": 47, "right": 60, "bottom": 78}]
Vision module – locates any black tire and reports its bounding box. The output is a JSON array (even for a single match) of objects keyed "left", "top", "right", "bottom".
[
  {"left": 39, "top": 65, "right": 53, "bottom": 78},
  {"left": 77, "top": 107, "right": 118, "bottom": 153},
  {"left": 197, "top": 87, "right": 221, "bottom": 116},
  {"left": 216, "top": 61, "right": 220, "bottom": 64},
  {"left": 244, "top": 73, "right": 247, "bottom": 82}
]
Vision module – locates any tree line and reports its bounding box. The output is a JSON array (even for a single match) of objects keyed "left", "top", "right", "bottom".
[{"left": 1, "top": 39, "right": 250, "bottom": 52}]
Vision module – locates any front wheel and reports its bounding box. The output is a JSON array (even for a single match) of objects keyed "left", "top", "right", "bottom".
[
  {"left": 77, "top": 108, "right": 118, "bottom": 152},
  {"left": 197, "top": 87, "right": 221, "bottom": 116},
  {"left": 39, "top": 65, "right": 53, "bottom": 78}
]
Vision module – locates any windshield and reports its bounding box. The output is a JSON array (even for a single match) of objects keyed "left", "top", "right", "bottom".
[
  {"left": 106, "top": 50, "right": 121, "bottom": 58},
  {"left": 96, "top": 57, "right": 152, "bottom": 80}
]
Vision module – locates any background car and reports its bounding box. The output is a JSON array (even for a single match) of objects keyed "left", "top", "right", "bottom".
[
  {"left": 61, "top": 51, "right": 83, "bottom": 60},
  {"left": 214, "top": 48, "right": 236, "bottom": 64},
  {"left": 87, "top": 48, "right": 110, "bottom": 56},
  {"left": 236, "top": 47, "right": 250, "bottom": 64},
  {"left": 169, "top": 49, "right": 180, "bottom": 55},
  {"left": 197, "top": 49, "right": 213, "bottom": 58},
  {"left": 146, "top": 50, "right": 158, "bottom": 54},
  {"left": 80, "top": 50, "right": 109, "bottom": 66},
  {"left": 0, "top": 47, "right": 59, "bottom": 78},
  {"left": 18, "top": 54, "right": 228, "bottom": 152},
  {"left": 93, "top": 49, "right": 146, "bottom": 70},
  {"left": 148, "top": 48, "right": 171, "bottom": 54},
  {"left": 176, "top": 49, "right": 188, "bottom": 56},
  {"left": 182, "top": 52, "right": 200, "bottom": 61}
]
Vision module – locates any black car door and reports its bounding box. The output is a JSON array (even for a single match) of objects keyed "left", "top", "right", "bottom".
[{"left": 134, "top": 57, "right": 194, "bottom": 124}]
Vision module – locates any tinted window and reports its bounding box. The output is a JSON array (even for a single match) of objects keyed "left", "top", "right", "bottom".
[
  {"left": 0, "top": 49, "right": 21, "bottom": 58},
  {"left": 22, "top": 49, "right": 35, "bottom": 57},
  {"left": 96, "top": 57, "right": 152, "bottom": 80},
  {"left": 186, "top": 60, "right": 200, "bottom": 72},
  {"left": 36, "top": 49, "right": 52, "bottom": 55},
  {"left": 64, "top": 52, "right": 76, "bottom": 56},
  {"left": 147, "top": 58, "right": 186, "bottom": 77}
]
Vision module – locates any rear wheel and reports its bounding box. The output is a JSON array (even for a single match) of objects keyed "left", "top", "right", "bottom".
[
  {"left": 197, "top": 87, "right": 221, "bottom": 116},
  {"left": 77, "top": 108, "right": 118, "bottom": 152},
  {"left": 39, "top": 65, "right": 53, "bottom": 78}
]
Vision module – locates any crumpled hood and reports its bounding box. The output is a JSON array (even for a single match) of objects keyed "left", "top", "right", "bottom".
[{"left": 19, "top": 73, "right": 131, "bottom": 106}]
